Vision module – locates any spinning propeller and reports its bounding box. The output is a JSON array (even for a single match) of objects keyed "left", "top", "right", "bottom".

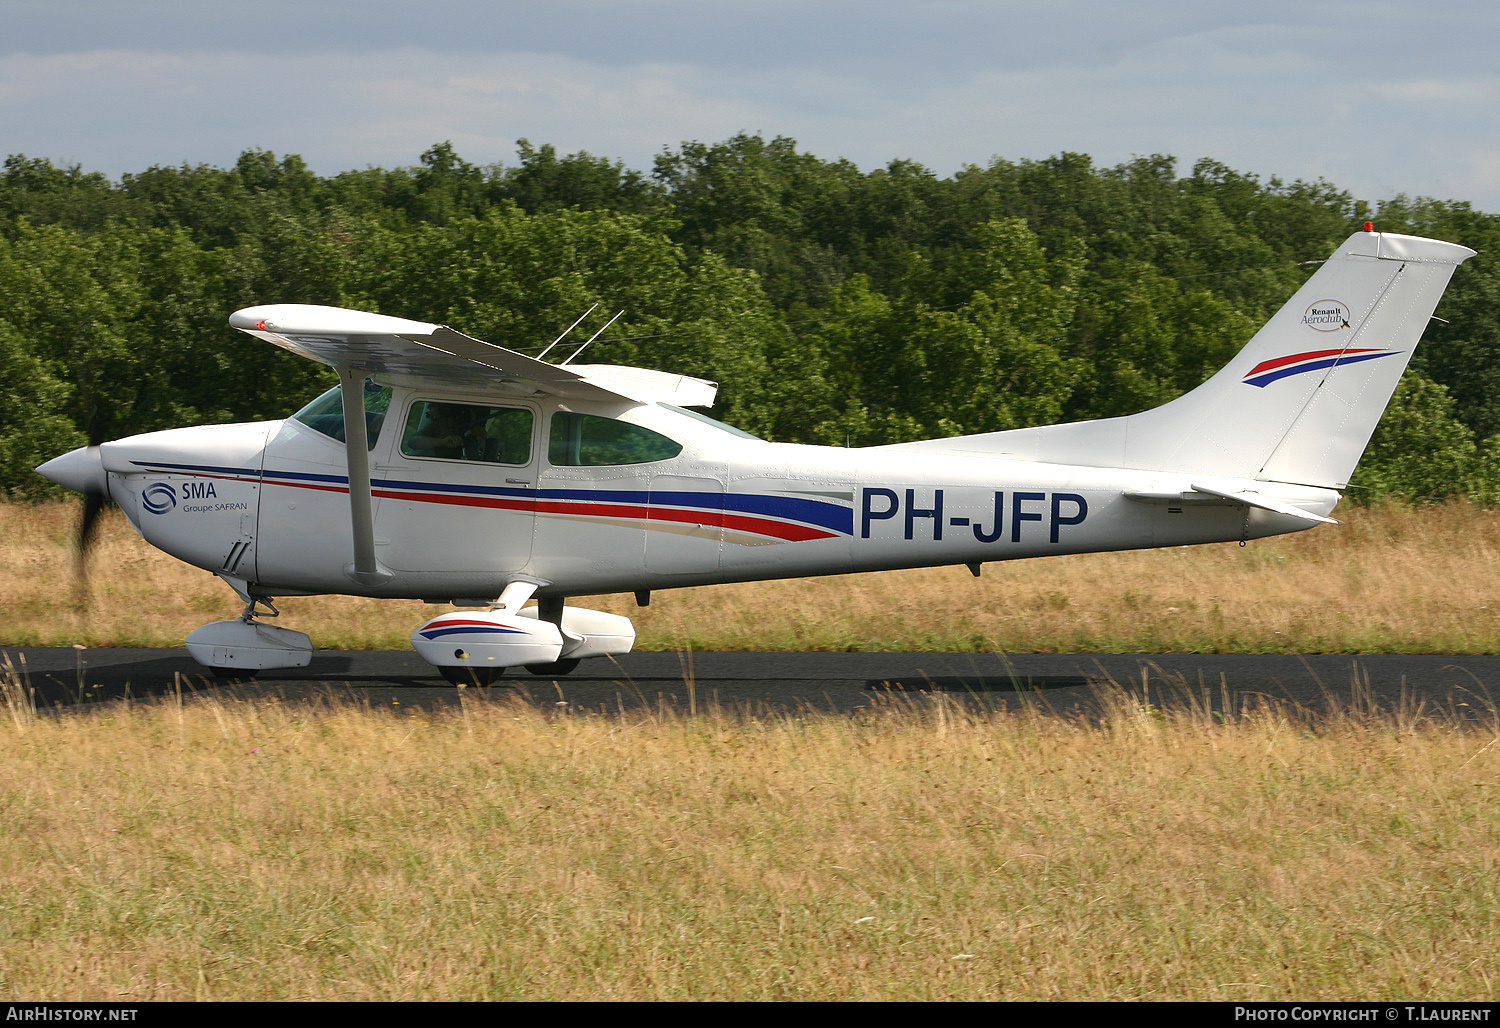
[{"left": 65, "top": 413, "right": 109, "bottom": 602}]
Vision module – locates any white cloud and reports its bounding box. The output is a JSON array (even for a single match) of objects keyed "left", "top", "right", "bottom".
[
  {"left": 1372, "top": 79, "right": 1496, "bottom": 103},
  {"left": 4, "top": 18, "right": 1500, "bottom": 213}
]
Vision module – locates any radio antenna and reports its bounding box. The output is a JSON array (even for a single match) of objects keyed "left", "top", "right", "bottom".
[
  {"left": 561, "top": 310, "right": 624, "bottom": 365},
  {"left": 537, "top": 303, "right": 599, "bottom": 362}
]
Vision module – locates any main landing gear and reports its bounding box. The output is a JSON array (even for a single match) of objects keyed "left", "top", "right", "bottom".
[
  {"left": 439, "top": 664, "right": 499, "bottom": 686},
  {"left": 411, "top": 582, "right": 634, "bottom": 687},
  {"left": 185, "top": 576, "right": 630, "bottom": 686}
]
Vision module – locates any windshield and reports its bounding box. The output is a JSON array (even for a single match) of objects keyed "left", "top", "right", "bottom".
[{"left": 290, "top": 382, "right": 392, "bottom": 450}]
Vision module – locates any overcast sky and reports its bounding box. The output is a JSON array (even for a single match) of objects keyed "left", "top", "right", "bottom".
[{"left": 4, "top": 1, "right": 1499, "bottom": 210}]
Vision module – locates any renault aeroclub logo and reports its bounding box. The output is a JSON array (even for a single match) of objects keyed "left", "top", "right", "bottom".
[
  {"left": 1302, "top": 299, "right": 1351, "bottom": 332},
  {"left": 142, "top": 483, "right": 177, "bottom": 514}
]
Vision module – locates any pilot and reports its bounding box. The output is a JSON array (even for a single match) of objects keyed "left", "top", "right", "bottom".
[{"left": 405, "top": 403, "right": 473, "bottom": 459}]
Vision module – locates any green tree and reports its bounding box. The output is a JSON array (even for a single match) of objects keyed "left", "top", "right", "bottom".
[
  {"left": 0, "top": 320, "right": 84, "bottom": 497},
  {"left": 1350, "top": 372, "right": 1477, "bottom": 502},
  {"left": 502, "top": 139, "right": 664, "bottom": 215}
]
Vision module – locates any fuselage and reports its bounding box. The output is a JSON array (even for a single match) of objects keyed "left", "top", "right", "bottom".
[{"left": 87, "top": 380, "right": 1338, "bottom": 602}]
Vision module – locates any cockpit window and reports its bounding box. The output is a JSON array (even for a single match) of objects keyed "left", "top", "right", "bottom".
[
  {"left": 548, "top": 412, "right": 683, "bottom": 466},
  {"left": 291, "top": 382, "right": 391, "bottom": 450},
  {"left": 658, "top": 403, "right": 763, "bottom": 440},
  {"left": 401, "top": 402, "right": 534, "bottom": 464}
]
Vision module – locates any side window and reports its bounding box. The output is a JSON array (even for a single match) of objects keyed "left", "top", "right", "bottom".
[
  {"left": 290, "top": 382, "right": 392, "bottom": 450},
  {"left": 549, "top": 412, "right": 683, "bottom": 466},
  {"left": 401, "top": 402, "right": 534, "bottom": 465}
]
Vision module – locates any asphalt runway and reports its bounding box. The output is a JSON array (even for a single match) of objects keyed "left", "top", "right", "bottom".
[{"left": 5, "top": 646, "right": 1500, "bottom": 720}]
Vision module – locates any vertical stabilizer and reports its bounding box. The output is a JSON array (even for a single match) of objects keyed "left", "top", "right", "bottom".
[
  {"left": 879, "top": 229, "right": 1475, "bottom": 489},
  {"left": 1251, "top": 234, "right": 1472, "bottom": 487}
]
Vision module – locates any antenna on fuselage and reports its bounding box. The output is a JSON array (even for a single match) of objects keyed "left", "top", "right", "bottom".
[
  {"left": 560, "top": 310, "right": 625, "bottom": 365},
  {"left": 537, "top": 303, "right": 599, "bottom": 363}
]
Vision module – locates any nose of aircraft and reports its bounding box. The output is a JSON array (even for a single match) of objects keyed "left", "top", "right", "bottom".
[{"left": 36, "top": 445, "right": 108, "bottom": 495}]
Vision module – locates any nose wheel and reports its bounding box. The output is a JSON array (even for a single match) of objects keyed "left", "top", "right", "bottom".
[{"left": 186, "top": 587, "right": 313, "bottom": 676}]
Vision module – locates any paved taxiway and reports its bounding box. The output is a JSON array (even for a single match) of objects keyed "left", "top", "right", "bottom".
[{"left": 5, "top": 647, "right": 1499, "bottom": 719}]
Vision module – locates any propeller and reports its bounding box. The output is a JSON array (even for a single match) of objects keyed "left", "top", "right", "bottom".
[{"left": 72, "top": 412, "right": 109, "bottom": 604}]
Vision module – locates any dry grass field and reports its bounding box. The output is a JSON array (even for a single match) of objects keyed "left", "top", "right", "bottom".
[
  {"left": 3, "top": 499, "right": 1499, "bottom": 653},
  {"left": 0, "top": 678, "right": 1495, "bottom": 1001},
  {"left": 3, "top": 502, "right": 1499, "bottom": 1000}
]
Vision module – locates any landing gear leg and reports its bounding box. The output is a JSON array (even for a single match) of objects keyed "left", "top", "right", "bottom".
[
  {"left": 526, "top": 596, "right": 580, "bottom": 675},
  {"left": 239, "top": 592, "right": 281, "bottom": 624}
]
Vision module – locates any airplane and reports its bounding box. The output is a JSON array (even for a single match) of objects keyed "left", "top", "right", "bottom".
[{"left": 35, "top": 225, "right": 1475, "bottom": 684}]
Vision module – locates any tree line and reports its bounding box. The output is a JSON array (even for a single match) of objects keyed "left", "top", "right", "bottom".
[{"left": 3, "top": 135, "right": 1498, "bottom": 502}]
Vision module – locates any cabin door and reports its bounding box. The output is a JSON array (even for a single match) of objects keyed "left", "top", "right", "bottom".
[{"left": 374, "top": 398, "right": 538, "bottom": 573}]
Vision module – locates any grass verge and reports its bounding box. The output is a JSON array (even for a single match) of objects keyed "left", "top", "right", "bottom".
[
  {"left": 0, "top": 668, "right": 1495, "bottom": 1000},
  {"left": 4, "top": 499, "right": 1500, "bottom": 652}
]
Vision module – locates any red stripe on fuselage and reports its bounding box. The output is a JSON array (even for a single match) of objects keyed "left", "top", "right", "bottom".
[
  {"left": 367, "top": 487, "right": 836, "bottom": 542},
  {"left": 151, "top": 469, "right": 837, "bottom": 541},
  {"left": 545, "top": 499, "right": 835, "bottom": 541},
  {"left": 240, "top": 474, "right": 836, "bottom": 542}
]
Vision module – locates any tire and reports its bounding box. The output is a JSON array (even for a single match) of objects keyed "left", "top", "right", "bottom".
[
  {"left": 438, "top": 665, "right": 503, "bottom": 687},
  {"left": 525, "top": 658, "right": 581, "bottom": 677}
]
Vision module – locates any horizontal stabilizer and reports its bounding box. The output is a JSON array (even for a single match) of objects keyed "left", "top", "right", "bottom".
[
  {"left": 1188, "top": 483, "right": 1339, "bottom": 524},
  {"left": 1124, "top": 478, "right": 1341, "bottom": 523}
]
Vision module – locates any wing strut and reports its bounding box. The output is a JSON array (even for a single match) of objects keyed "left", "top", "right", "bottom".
[{"left": 338, "top": 367, "right": 391, "bottom": 586}]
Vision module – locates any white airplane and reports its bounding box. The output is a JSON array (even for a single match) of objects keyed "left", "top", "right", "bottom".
[{"left": 36, "top": 227, "right": 1474, "bottom": 683}]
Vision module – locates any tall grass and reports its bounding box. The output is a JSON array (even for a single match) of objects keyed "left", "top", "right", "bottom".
[
  {"left": 5, "top": 499, "right": 1500, "bottom": 652},
  {"left": 0, "top": 680, "right": 1494, "bottom": 1000}
]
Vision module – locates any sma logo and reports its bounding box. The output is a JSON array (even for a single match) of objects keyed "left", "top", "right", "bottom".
[{"left": 142, "top": 483, "right": 177, "bottom": 515}]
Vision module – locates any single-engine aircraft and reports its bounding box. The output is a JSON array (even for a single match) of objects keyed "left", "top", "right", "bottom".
[{"left": 36, "top": 227, "right": 1475, "bottom": 683}]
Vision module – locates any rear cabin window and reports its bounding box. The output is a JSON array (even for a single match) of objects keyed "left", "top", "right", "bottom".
[
  {"left": 290, "top": 382, "right": 391, "bottom": 450},
  {"left": 401, "top": 402, "right": 534, "bottom": 465},
  {"left": 548, "top": 412, "right": 683, "bottom": 466}
]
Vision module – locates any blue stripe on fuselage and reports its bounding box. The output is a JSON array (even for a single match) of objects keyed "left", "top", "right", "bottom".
[{"left": 130, "top": 460, "right": 853, "bottom": 535}]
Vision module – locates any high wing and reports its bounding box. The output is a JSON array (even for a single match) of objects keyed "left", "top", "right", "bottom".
[
  {"left": 228, "top": 303, "right": 717, "bottom": 408},
  {"left": 228, "top": 302, "right": 717, "bottom": 589}
]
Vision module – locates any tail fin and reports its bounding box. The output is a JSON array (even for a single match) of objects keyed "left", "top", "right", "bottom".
[{"left": 886, "top": 229, "right": 1475, "bottom": 489}]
